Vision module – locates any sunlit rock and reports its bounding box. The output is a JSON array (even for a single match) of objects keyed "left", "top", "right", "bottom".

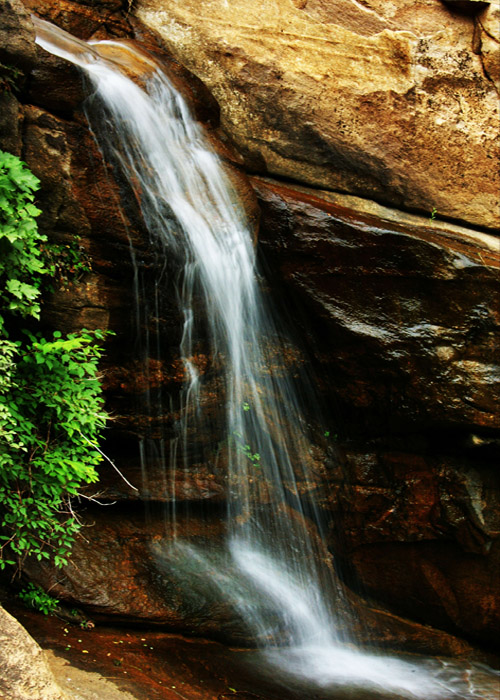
[
  {"left": 136, "top": 0, "right": 500, "bottom": 230},
  {"left": 0, "top": 605, "right": 68, "bottom": 700}
]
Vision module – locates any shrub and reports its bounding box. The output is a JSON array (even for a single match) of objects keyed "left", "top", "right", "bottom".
[
  {"left": 18, "top": 582, "right": 59, "bottom": 615},
  {"left": 0, "top": 149, "right": 108, "bottom": 571}
]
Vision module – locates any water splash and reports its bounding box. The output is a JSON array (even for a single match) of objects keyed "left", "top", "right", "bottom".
[{"left": 33, "top": 17, "right": 499, "bottom": 699}]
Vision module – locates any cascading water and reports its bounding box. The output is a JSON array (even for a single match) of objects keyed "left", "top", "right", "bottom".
[{"left": 33, "top": 17, "right": 498, "bottom": 699}]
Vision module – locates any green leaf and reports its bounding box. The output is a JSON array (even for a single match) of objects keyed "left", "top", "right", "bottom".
[{"left": 0, "top": 151, "right": 110, "bottom": 574}]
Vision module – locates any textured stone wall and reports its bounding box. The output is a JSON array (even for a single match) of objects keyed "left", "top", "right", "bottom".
[
  {"left": 253, "top": 177, "right": 500, "bottom": 645},
  {"left": 135, "top": 0, "right": 500, "bottom": 231}
]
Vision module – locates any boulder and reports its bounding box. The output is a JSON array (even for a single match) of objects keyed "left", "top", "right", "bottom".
[
  {"left": 254, "top": 177, "right": 500, "bottom": 437},
  {"left": 135, "top": 0, "right": 500, "bottom": 230},
  {"left": 0, "top": 604, "right": 68, "bottom": 700}
]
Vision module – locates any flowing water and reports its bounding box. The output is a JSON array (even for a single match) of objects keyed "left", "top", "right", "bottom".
[{"left": 33, "top": 17, "right": 499, "bottom": 699}]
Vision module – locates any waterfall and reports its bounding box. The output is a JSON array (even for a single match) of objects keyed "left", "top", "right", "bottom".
[{"left": 33, "top": 17, "right": 497, "bottom": 699}]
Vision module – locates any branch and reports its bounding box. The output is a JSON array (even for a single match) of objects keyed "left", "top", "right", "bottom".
[{"left": 78, "top": 432, "right": 138, "bottom": 491}]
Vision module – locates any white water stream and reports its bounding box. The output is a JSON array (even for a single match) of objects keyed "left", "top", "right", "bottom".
[{"left": 34, "top": 17, "right": 498, "bottom": 699}]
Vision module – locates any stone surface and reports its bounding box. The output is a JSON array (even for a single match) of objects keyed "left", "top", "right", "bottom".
[
  {"left": 12, "top": 607, "right": 500, "bottom": 700},
  {"left": 253, "top": 176, "right": 500, "bottom": 644},
  {"left": 23, "top": 507, "right": 251, "bottom": 641},
  {"left": 477, "top": 3, "right": 500, "bottom": 91},
  {"left": 46, "top": 652, "right": 141, "bottom": 700},
  {"left": 23, "top": 505, "right": 487, "bottom": 658},
  {"left": 22, "top": 0, "right": 131, "bottom": 40},
  {"left": 330, "top": 448, "right": 500, "bottom": 644},
  {"left": 0, "top": 604, "right": 68, "bottom": 700},
  {"left": 254, "top": 176, "right": 500, "bottom": 436},
  {"left": 135, "top": 0, "right": 500, "bottom": 230},
  {"left": 0, "top": 0, "right": 37, "bottom": 73}
]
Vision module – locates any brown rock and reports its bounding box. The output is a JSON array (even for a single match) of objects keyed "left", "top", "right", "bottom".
[
  {"left": 22, "top": 0, "right": 131, "bottom": 40},
  {"left": 0, "top": 92, "right": 23, "bottom": 155},
  {"left": 253, "top": 176, "right": 500, "bottom": 436},
  {"left": 26, "top": 48, "right": 85, "bottom": 118},
  {"left": 136, "top": 0, "right": 500, "bottom": 230},
  {"left": 477, "top": 3, "right": 500, "bottom": 91},
  {"left": 0, "top": 0, "right": 36, "bottom": 72},
  {"left": 347, "top": 539, "right": 500, "bottom": 645},
  {"left": 22, "top": 504, "right": 488, "bottom": 657},
  {"left": 0, "top": 1, "right": 35, "bottom": 152},
  {"left": 13, "top": 603, "right": 500, "bottom": 699},
  {"left": 0, "top": 604, "right": 68, "bottom": 700},
  {"left": 22, "top": 105, "right": 91, "bottom": 237},
  {"left": 4, "top": 0, "right": 500, "bottom": 654},
  {"left": 2, "top": 14, "right": 259, "bottom": 505},
  {"left": 329, "top": 448, "right": 500, "bottom": 643},
  {"left": 23, "top": 507, "right": 256, "bottom": 644},
  {"left": 253, "top": 177, "right": 500, "bottom": 644}
]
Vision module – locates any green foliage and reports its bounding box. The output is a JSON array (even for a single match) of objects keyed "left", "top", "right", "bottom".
[
  {"left": 18, "top": 582, "right": 59, "bottom": 615},
  {"left": 0, "top": 150, "right": 108, "bottom": 571},
  {"left": 231, "top": 403, "right": 261, "bottom": 467},
  {"left": 232, "top": 431, "right": 261, "bottom": 469},
  {"left": 42, "top": 236, "right": 92, "bottom": 289},
  {"left": 0, "top": 329, "right": 107, "bottom": 569},
  {"left": 0, "top": 150, "right": 45, "bottom": 329},
  {"left": 430, "top": 207, "right": 437, "bottom": 221}
]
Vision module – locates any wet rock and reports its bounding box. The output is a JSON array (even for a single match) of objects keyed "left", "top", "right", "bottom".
[
  {"left": 24, "top": 0, "right": 222, "bottom": 126},
  {"left": 253, "top": 177, "right": 500, "bottom": 437},
  {"left": 347, "top": 539, "right": 500, "bottom": 645},
  {"left": 23, "top": 507, "right": 258, "bottom": 644},
  {"left": 26, "top": 48, "right": 85, "bottom": 118},
  {"left": 136, "top": 0, "right": 500, "bottom": 230},
  {"left": 253, "top": 176, "right": 500, "bottom": 644},
  {"left": 22, "top": 504, "right": 488, "bottom": 657},
  {"left": 330, "top": 449, "right": 500, "bottom": 644},
  {"left": 1, "top": 8, "right": 259, "bottom": 503},
  {"left": 3, "top": 0, "right": 500, "bottom": 656},
  {"left": 22, "top": 0, "right": 131, "bottom": 40}
]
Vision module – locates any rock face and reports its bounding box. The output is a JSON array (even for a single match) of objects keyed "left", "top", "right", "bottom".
[
  {"left": 254, "top": 178, "right": 500, "bottom": 437},
  {"left": 253, "top": 177, "right": 500, "bottom": 645},
  {"left": 1, "top": 0, "right": 499, "bottom": 657},
  {"left": 23, "top": 507, "right": 252, "bottom": 642},
  {"left": 135, "top": 0, "right": 500, "bottom": 231},
  {"left": 0, "top": 604, "right": 68, "bottom": 700}
]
